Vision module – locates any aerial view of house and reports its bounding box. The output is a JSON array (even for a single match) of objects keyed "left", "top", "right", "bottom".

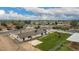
[{"left": 0, "top": 7, "right": 79, "bottom": 51}]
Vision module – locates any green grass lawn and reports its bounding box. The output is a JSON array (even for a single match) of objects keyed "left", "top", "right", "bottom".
[
  {"left": 35, "top": 32, "right": 72, "bottom": 51},
  {"left": 56, "top": 41, "right": 73, "bottom": 51},
  {"left": 57, "top": 46, "right": 72, "bottom": 51}
]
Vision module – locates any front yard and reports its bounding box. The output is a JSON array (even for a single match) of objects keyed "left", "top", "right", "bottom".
[{"left": 35, "top": 32, "right": 72, "bottom": 51}]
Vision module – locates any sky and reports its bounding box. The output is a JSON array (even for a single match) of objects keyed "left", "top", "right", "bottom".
[{"left": 0, "top": 7, "right": 79, "bottom": 20}]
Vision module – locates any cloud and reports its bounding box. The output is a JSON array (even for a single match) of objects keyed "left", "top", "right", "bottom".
[
  {"left": 0, "top": 10, "right": 5, "bottom": 15},
  {"left": 23, "top": 7, "right": 53, "bottom": 15},
  {"left": 0, "top": 10, "right": 40, "bottom": 20},
  {"left": 23, "top": 7, "right": 79, "bottom": 20},
  {"left": 23, "top": 7, "right": 79, "bottom": 15},
  {"left": 0, "top": 7, "right": 79, "bottom": 20},
  {"left": 0, "top": 10, "right": 27, "bottom": 20}
]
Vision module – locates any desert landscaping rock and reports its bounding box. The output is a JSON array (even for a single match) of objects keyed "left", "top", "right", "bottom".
[{"left": 0, "top": 35, "right": 40, "bottom": 51}]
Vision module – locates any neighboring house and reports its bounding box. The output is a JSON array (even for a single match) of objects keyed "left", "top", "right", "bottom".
[
  {"left": 9, "top": 29, "right": 48, "bottom": 42},
  {"left": 9, "top": 33, "right": 23, "bottom": 42},
  {"left": 0, "top": 25, "right": 7, "bottom": 31},
  {"left": 6, "top": 23, "right": 16, "bottom": 30},
  {"left": 57, "top": 21, "right": 71, "bottom": 27},
  {"left": 19, "top": 26, "right": 35, "bottom": 33}
]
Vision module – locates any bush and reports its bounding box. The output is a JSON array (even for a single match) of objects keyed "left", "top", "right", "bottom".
[
  {"left": 13, "top": 21, "right": 25, "bottom": 29},
  {"left": 52, "top": 26, "right": 69, "bottom": 30},
  {"left": 34, "top": 25, "right": 40, "bottom": 29}
]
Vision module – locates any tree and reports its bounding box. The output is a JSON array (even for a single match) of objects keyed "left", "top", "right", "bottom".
[
  {"left": 70, "top": 20, "right": 78, "bottom": 28},
  {"left": 0, "top": 28, "right": 2, "bottom": 31},
  {"left": 34, "top": 25, "right": 40, "bottom": 29},
  {"left": 46, "top": 22, "right": 50, "bottom": 25},
  {"left": 1, "top": 22, "right": 7, "bottom": 27},
  {"left": 13, "top": 21, "right": 25, "bottom": 29},
  {"left": 55, "top": 21, "right": 58, "bottom": 25},
  {"left": 23, "top": 37, "right": 25, "bottom": 42},
  {"left": 24, "top": 20, "right": 31, "bottom": 24}
]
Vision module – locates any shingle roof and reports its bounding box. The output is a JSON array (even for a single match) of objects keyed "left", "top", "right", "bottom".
[{"left": 18, "top": 29, "right": 44, "bottom": 39}]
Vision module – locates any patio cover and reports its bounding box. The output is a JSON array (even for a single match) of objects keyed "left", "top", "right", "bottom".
[{"left": 67, "top": 33, "right": 79, "bottom": 42}]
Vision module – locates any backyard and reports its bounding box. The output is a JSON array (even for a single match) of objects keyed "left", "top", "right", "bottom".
[{"left": 35, "top": 32, "right": 72, "bottom": 51}]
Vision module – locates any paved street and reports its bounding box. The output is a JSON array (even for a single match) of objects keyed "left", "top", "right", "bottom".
[{"left": 0, "top": 28, "right": 75, "bottom": 36}]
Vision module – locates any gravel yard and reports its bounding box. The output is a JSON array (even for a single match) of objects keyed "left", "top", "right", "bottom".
[{"left": 0, "top": 35, "right": 40, "bottom": 51}]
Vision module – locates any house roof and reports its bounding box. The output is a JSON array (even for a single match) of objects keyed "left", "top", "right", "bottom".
[
  {"left": 67, "top": 33, "right": 79, "bottom": 42},
  {"left": 6, "top": 23, "right": 16, "bottom": 29},
  {"left": 0, "top": 25, "right": 7, "bottom": 29},
  {"left": 18, "top": 29, "right": 44, "bottom": 39}
]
